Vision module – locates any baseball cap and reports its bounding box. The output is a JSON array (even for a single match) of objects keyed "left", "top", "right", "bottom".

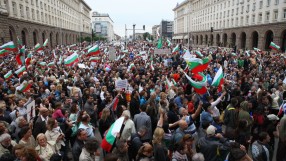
[
  {"left": 206, "top": 125, "right": 216, "bottom": 136},
  {"left": 267, "top": 114, "right": 279, "bottom": 121}
]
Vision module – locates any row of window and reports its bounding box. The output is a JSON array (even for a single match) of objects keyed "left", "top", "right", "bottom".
[{"left": 191, "top": 9, "right": 286, "bottom": 31}]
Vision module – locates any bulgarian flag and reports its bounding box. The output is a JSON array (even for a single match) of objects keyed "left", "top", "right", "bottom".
[
  {"left": 253, "top": 47, "right": 262, "bottom": 53},
  {"left": 211, "top": 66, "right": 224, "bottom": 92},
  {"left": 0, "top": 49, "right": 8, "bottom": 57},
  {"left": 25, "top": 53, "right": 32, "bottom": 66},
  {"left": 34, "top": 43, "right": 43, "bottom": 52},
  {"left": 43, "top": 39, "right": 48, "bottom": 47},
  {"left": 0, "top": 41, "right": 17, "bottom": 52},
  {"left": 167, "top": 39, "right": 172, "bottom": 47},
  {"left": 4, "top": 70, "right": 13, "bottom": 80},
  {"left": 192, "top": 57, "right": 210, "bottom": 74},
  {"left": 48, "top": 62, "right": 55, "bottom": 68},
  {"left": 18, "top": 81, "right": 32, "bottom": 93},
  {"left": 184, "top": 57, "right": 203, "bottom": 72},
  {"left": 38, "top": 62, "right": 47, "bottom": 66},
  {"left": 87, "top": 45, "right": 100, "bottom": 56},
  {"left": 231, "top": 53, "right": 237, "bottom": 57},
  {"left": 17, "top": 36, "right": 22, "bottom": 48},
  {"left": 16, "top": 46, "right": 25, "bottom": 65},
  {"left": 172, "top": 44, "right": 179, "bottom": 54},
  {"left": 15, "top": 66, "right": 26, "bottom": 78},
  {"left": 89, "top": 57, "right": 101, "bottom": 62},
  {"left": 157, "top": 38, "right": 162, "bottom": 49},
  {"left": 150, "top": 61, "right": 154, "bottom": 71},
  {"left": 64, "top": 52, "right": 79, "bottom": 66},
  {"left": 127, "top": 63, "right": 135, "bottom": 72},
  {"left": 83, "top": 45, "right": 92, "bottom": 52},
  {"left": 195, "top": 51, "right": 203, "bottom": 57},
  {"left": 101, "top": 117, "right": 125, "bottom": 152},
  {"left": 269, "top": 42, "right": 280, "bottom": 51},
  {"left": 184, "top": 72, "right": 207, "bottom": 95}
]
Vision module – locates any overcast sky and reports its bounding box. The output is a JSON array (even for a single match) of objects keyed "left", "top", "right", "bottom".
[{"left": 84, "top": 0, "right": 184, "bottom": 37}]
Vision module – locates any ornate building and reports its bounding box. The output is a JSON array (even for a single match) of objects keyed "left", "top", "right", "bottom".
[
  {"left": 173, "top": 0, "right": 286, "bottom": 51},
  {"left": 0, "top": 0, "right": 92, "bottom": 48}
]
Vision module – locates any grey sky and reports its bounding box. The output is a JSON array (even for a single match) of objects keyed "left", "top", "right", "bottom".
[{"left": 85, "top": 0, "right": 184, "bottom": 37}]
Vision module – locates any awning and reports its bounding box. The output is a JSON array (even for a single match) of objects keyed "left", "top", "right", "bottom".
[{"left": 172, "top": 36, "right": 178, "bottom": 39}]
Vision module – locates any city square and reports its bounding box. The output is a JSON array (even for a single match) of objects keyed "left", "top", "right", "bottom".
[{"left": 0, "top": 0, "right": 286, "bottom": 161}]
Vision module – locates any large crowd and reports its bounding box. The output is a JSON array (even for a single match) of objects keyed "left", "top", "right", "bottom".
[{"left": 0, "top": 39, "right": 286, "bottom": 161}]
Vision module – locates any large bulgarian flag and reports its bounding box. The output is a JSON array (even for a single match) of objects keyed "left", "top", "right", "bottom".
[
  {"left": 4, "top": 70, "right": 13, "bottom": 80},
  {"left": 43, "top": 39, "right": 49, "bottom": 47},
  {"left": 0, "top": 49, "right": 8, "bottom": 57},
  {"left": 269, "top": 42, "right": 280, "bottom": 51},
  {"left": 184, "top": 72, "right": 207, "bottom": 95},
  {"left": 18, "top": 81, "right": 32, "bottom": 92},
  {"left": 34, "top": 43, "right": 43, "bottom": 52},
  {"left": 87, "top": 45, "right": 100, "bottom": 56},
  {"left": 101, "top": 117, "right": 125, "bottom": 152},
  {"left": 172, "top": 44, "right": 179, "bottom": 54},
  {"left": 89, "top": 57, "right": 101, "bottom": 62},
  {"left": 25, "top": 53, "right": 32, "bottom": 66},
  {"left": 0, "top": 41, "right": 17, "bottom": 52},
  {"left": 211, "top": 66, "right": 224, "bottom": 92},
  {"left": 64, "top": 52, "right": 79, "bottom": 66},
  {"left": 184, "top": 57, "right": 203, "bottom": 73},
  {"left": 192, "top": 57, "right": 210, "bottom": 74},
  {"left": 15, "top": 66, "right": 26, "bottom": 78}
]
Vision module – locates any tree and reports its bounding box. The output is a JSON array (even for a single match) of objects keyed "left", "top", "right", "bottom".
[{"left": 143, "top": 32, "right": 151, "bottom": 40}]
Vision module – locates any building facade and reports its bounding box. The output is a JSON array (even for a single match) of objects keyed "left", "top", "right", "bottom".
[
  {"left": 152, "top": 25, "right": 160, "bottom": 38},
  {"left": 0, "top": 0, "right": 92, "bottom": 48},
  {"left": 160, "top": 20, "right": 174, "bottom": 39},
  {"left": 173, "top": 0, "right": 286, "bottom": 51},
  {"left": 91, "top": 11, "right": 114, "bottom": 41}
]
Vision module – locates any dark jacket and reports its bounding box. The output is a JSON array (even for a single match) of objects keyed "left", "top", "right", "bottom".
[
  {"left": 72, "top": 138, "right": 85, "bottom": 161},
  {"left": 153, "top": 143, "right": 168, "bottom": 161},
  {"left": 32, "top": 116, "right": 47, "bottom": 138},
  {"left": 128, "top": 133, "right": 143, "bottom": 160}
]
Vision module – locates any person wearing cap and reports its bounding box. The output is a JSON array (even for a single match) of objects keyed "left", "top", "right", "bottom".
[{"left": 196, "top": 125, "right": 230, "bottom": 161}]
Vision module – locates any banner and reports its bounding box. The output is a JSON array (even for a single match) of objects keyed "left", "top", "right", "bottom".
[
  {"left": 26, "top": 100, "right": 36, "bottom": 122},
  {"left": 109, "top": 47, "right": 116, "bottom": 61},
  {"left": 154, "top": 48, "right": 170, "bottom": 55},
  {"left": 115, "top": 79, "right": 128, "bottom": 90}
]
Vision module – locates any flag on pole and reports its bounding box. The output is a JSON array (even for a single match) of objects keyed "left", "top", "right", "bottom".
[
  {"left": 183, "top": 50, "right": 192, "bottom": 59},
  {"left": 0, "top": 41, "right": 17, "bottom": 52},
  {"left": 89, "top": 57, "right": 101, "bottom": 62},
  {"left": 64, "top": 52, "right": 79, "bottom": 66},
  {"left": 192, "top": 57, "right": 210, "bottom": 73},
  {"left": 87, "top": 45, "right": 100, "bottom": 56},
  {"left": 43, "top": 39, "right": 49, "bottom": 47},
  {"left": 172, "top": 44, "right": 179, "bottom": 54},
  {"left": 17, "top": 36, "right": 22, "bottom": 48},
  {"left": 4, "top": 70, "right": 13, "bottom": 80},
  {"left": 48, "top": 62, "right": 55, "bottom": 68},
  {"left": 184, "top": 72, "right": 207, "bottom": 95},
  {"left": 211, "top": 66, "right": 224, "bottom": 92},
  {"left": 101, "top": 117, "right": 125, "bottom": 152},
  {"left": 195, "top": 51, "right": 203, "bottom": 57},
  {"left": 15, "top": 66, "right": 26, "bottom": 78},
  {"left": 167, "top": 39, "right": 172, "bottom": 47},
  {"left": 184, "top": 57, "right": 203, "bottom": 71},
  {"left": 269, "top": 42, "right": 280, "bottom": 51},
  {"left": 150, "top": 61, "right": 154, "bottom": 71},
  {"left": 253, "top": 47, "right": 261, "bottom": 52},
  {"left": 34, "top": 43, "right": 43, "bottom": 52},
  {"left": 25, "top": 53, "right": 32, "bottom": 66},
  {"left": 157, "top": 38, "right": 162, "bottom": 49},
  {"left": 17, "top": 81, "right": 32, "bottom": 93}
]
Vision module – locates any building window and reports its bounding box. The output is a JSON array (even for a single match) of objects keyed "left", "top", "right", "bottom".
[
  {"left": 36, "top": 0, "right": 38, "bottom": 7},
  {"left": 40, "top": 2, "right": 42, "bottom": 9},
  {"left": 267, "top": 0, "right": 271, "bottom": 6},
  {"left": 246, "top": 4, "right": 249, "bottom": 12},
  {"left": 259, "top": 1, "right": 263, "bottom": 9},
  {"left": 275, "top": 0, "right": 279, "bottom": 4},
  {"left": 236, "top": 7, "right": 239, "bottom": 15},
  {"left": 283, "top": 9, "right": 286, "bottom": 19},
  {"left": 253, "top": 3, "right": 256, "bottom": 11},
  {"left": 246, "top": 15, "right": 249, "bottom": 24},
  {"left": 26, "top": 7, "right": 29, "bottom": 19},
  {"left": 37, "top": 10, "right": 39, "bottom": 20},
  {"left": 41, "top": 12, "right": 44, "bottom": 22},
  {"left": 240, "top": 17, "right": 244, "bottom": 25},
  {"left": 31, "top": 0, "right": 34, "bottom": 5},
  {"left": 32, "top": 9, "right": 35, "bottom": 19},
  {"left": 274, "top": 10, "right": 278, "bottom": 20},
  {"left": 12, "top": 2, "right": 17, "bottom": 16},
  {"left": 258, "top": 13, "right": 262, "bottom": 22},
  {"left": 252, "top": 14, "right": 255, "bottom": 23},
  {"left": 20, "top": 5, "right": 24, "bottom": 17},
  {"left": 266, "top": 12, "right": 270, "bottom": 21}
]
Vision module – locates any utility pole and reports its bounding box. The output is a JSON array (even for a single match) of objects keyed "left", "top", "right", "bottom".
[
  {"left": 125, "top": 24, "right": 145, "bottom": 45},
  {"left": 133, "top": 24, "right": 136, "bottom": 42}
]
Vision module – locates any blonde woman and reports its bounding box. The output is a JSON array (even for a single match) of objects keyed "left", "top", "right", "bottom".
[
  {"left": 35, "top": 133, "right": 58, "bottom": 161},
  {"left": 99, "top": 108, "right": 113, "bottom": 138},
  {"left": 152, "top": 127, "right": 168, "bottom": 161},
  {"left": 100, "top": 86, "right": 107, "bottom": 101}
]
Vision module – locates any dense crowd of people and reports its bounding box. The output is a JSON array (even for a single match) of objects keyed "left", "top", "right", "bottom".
[{"left": 0, "top": 40, "right": 286, "bottom": 161}]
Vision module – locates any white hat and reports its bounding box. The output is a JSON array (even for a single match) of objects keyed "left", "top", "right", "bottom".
[
  {"left": 267, "top": 114, "right": 279, "bottom": 121},
  {"left": 206, "top": 125, "right": 216, "bottom": 136}
]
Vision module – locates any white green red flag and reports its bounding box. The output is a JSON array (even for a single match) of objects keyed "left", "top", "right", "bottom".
[
  {"left": 43, "top": 39, "right": 48, "bottom": 47},
  {"left": 48, "top": 62, "right": 55, "bottom": 68},
  {"left": 211, "top": 66, "right": 224, "bottom": 92},
  {"left": 195, "top": 51, "right": 203, "bottom": 57},
  {"left": 34, "top": 43, "right": 43, "bottom": 52},
  {"left": 269, "top": 42, "right": 280, "bottom": 51},
  {"left": 172, "top": 44, "right": 179, "bottom": 54},
  {"left": 167, "top": 39, "right": 172, "bottom": 47},
  {"left": 18, "top": 81, "right": 32, "bottom": 93},
  {"left": 253, "top": 48, "right": 261, "bottom": 53},
  {"left": 64, "top": 52, "right": 79, "bottom": 66},
  {"left": 192, "top": 57, "right": 210, "bottom": 74},
  {"left": 87, "top": 45, "right": 100, "bottom": 56},
  {"left": 0, "top": 41, "right": 17, "bottom": 52},
  {"left": 38, "top": 62, "right": 47, "bottom": 66},
  {"left": 4, "top": 70, "right": 13, "bottom": 80},
  {"left": 150, "top": 61, "right": 154, "bottom": 71},
  {"left": 89, "top": 57, "right": 101, "bottom": 62},
  {"left": 101, "top": 117, "right": 125, "bottom": 152},
  {"left": 15, "top": 66, "right": 26, "bottom": 78},
  {"left": 184, "top": 72, "right": 207, "bottom": 95},
  {"left": 184, "top": 58, "right": 203, "bottom": 72},
  {"left": 0, "top": 49, "right": 8, "bottom": 57},
  {"left": 25, "top": 53, "right": 32, "bottom": 66},
  {"left": 127, "top": 63, "right": 135, "bottom": 72}
]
